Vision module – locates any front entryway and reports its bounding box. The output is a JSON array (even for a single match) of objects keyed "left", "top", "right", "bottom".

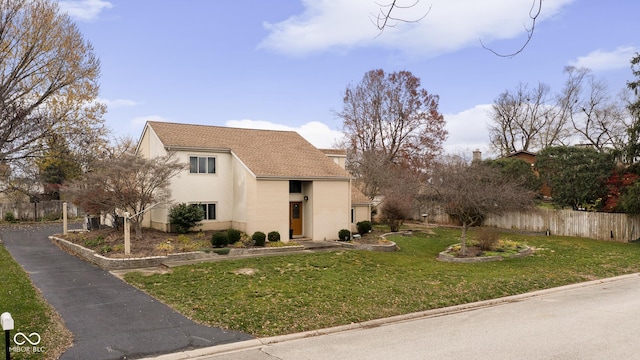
[{"left": 290, "top": 201, "right": 303, "bottom": 237}]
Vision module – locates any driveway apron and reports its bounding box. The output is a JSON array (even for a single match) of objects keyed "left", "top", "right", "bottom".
[{"left": 0, "top": 224, "right": 253, "bottom": 360}]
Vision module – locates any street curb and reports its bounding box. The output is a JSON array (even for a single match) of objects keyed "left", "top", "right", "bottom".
[{"left": 140, "top": 272, "right": 640, "bottom": 360}]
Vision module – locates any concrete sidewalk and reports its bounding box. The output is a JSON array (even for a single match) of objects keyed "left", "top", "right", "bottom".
[{"left": 0, "top": 224, "right": 252, "bottom": 360}]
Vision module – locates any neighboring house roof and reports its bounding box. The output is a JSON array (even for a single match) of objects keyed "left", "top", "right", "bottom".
[
  {"left": 351, "top": 185, "right": 371, "bottom": 205},
  {"left": 506, "top": 151, "right": 537, "bottom": 166},
  {"left": 146, "top": 121, "right": 352, "bottom": 179},
  {"left": 320, "top": 148, "right": 347, "bottom": 156},
  {"left": 506, "top": 150, "right": 537, "bottom": 159}
]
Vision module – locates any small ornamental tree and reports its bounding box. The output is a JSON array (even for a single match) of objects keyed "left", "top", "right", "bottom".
[
  {"left": 67, "top": 152, "right": 185, "bottom": 238},
  {"left": 380, "top": 195, "right": 412, "bottom": 232},
  {"left": 169, "top": 203, "right": 204, "bottom": 233},
  {"left": 427, "top": 157, "right": 535, "bottom": 255}
]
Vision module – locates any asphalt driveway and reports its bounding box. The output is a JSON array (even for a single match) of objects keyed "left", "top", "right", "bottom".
[{"left": 0, "top": 223, "right": 252, "bottom": 360}]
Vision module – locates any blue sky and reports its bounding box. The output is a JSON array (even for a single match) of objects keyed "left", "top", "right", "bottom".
[{"left": 57, "top": 0, "right": 639, "bottom": 157}]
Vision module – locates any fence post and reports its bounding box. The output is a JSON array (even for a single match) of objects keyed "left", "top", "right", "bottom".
[
  {"left": 124, "top": 212, "right": 131, "bottom": 255},
  {"left": 63, "top": 202, "right": 68, "bottom": 235}
]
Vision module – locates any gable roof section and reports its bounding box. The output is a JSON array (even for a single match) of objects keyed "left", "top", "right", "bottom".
[
  {"left": 147, "top": 121, "right": 351, "bottom": 179},
  {"left": 351, "top": 184, "right": 371, "bottom": 205}
]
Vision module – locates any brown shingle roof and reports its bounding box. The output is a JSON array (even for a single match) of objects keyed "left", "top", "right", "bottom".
[
  {"left": 351, "top": 184, "right": 371, "bottom": 205},
  {"left": 320, "top": 148, "right": 347, "bottom": 156},
  {"left": 147, "top": 121, "right": 352, "bottom": 179}
]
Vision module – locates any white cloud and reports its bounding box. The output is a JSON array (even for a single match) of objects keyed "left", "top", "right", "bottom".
[
  {"left": 57, "top": 0, "right": 113, "bottom": 21},
  {"left": 225, "top": 119, "right": 344, "bottom": 149},
  {"left": 259, "top": 0, "right": 575, "bottom": 57},
  {"left": 569, "top": 46, "right": 638, "bottom": 72},
  {"left": 443, "top": 104, "right": 493, "bottom": 157}
]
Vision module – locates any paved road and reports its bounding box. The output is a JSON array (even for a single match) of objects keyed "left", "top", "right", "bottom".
[
  {"left": 0, "top": 224, "right": 252, "bottom": 360},
  {"left": 156, "top": 273, "right": 640, "bottom": 360}
]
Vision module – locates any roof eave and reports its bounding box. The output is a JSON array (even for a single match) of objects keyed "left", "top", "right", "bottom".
[
  {"left": 255, "top": 175, "right": 354, "bottom": 181},
  {"left": 164, "top": 146, "right": 232, "bottom": 153}
]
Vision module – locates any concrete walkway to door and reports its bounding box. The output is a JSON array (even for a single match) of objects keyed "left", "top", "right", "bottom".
[{"left": 0, "top": 224, "right": 253, "bottom": 360}]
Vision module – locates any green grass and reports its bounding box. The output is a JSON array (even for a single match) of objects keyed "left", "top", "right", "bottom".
[
  {"left": 0, "top": 245, "right": 72, "bottom": 360},
  {"left": 124, "top": 228, "right": 640, "bottom": 337}
]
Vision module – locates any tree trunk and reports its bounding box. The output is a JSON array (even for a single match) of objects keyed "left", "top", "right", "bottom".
[
  {"left": 133, "top": 220, "right": 143, "bottom": 239},
  {"left": 460, "top": 222, "right": 469, "bottom": 256}
]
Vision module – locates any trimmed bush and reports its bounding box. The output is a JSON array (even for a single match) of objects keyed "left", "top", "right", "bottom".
[
  {"left": 4, "top": 211, "right": 15, "bottom": 223},
  {"left": 268, "top": 231, "right": 281, "bottom": 242},
  {"left": 252, "top": 231, "right": 266, "bottom": 247},
  {"left": 356, "top": 221, "right": 372, "bottom": 235},
  {"left": 169, "top": 203, "right": 204, "bottom": 234},
  {"left": 211, "top": 231, "right": 229, "bottom": 248},
  {"left": 338, "top": 229, "right": 351, "bottom": 241},
  {"left": 227, "top": 229, "right": 242, "bottom": 244}
]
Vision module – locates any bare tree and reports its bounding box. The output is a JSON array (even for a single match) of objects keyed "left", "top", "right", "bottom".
[
  {"left": 426, "top": 156, "right": 535, "bottom": 255},
  {"left": 490, "top": 68, "right": 632, "bottom": 157},
  {"left": 67, "top": 153, "right": 185, "bottom": 238},
  {"left": 338, "top": 69, "right": 447, "bottom": 199},
  {"left": 560, "top": 66, "right": 629, "bottom": 152},
  {"left": 488, "top": 82, "right": 567, "bottom": 156},
  {"left": 0, "top": 0, "right": 106, "bottom": 176}
]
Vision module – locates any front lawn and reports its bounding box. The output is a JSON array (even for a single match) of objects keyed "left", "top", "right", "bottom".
[
  {"left": 0, "top": 245, "right": 72, "bottom": 360},
  {"left": 124, "top": 228, "right": 640, "bottom": 337}
]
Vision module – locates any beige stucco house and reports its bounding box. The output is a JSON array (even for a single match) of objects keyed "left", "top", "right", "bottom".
[{"left": 136, "top": 121, "right": 371, "bottom": 241}]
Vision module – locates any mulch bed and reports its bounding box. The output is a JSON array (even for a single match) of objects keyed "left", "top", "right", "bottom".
[{"left": 59, "top": 227, "right": 214, "bottom": 258}]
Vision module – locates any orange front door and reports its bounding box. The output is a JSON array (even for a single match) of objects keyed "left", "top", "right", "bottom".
[{"left": 290, "top": 202, "right": 303, "bottom": 236}]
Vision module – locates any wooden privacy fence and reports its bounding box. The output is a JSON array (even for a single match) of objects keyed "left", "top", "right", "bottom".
[
  {"left": 428, "top": 208, "right": 640, "bottom": 243},
  {"left": 0, "top": 201, "right": 81, "bottom": 221}
]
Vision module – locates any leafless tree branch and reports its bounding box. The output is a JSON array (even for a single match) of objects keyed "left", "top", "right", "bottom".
[
  {"left": 480, "top": 0, "right": 542, "bottom": 57},
  {"left": 372, "top": 0, "right": 431, "bottom": 36}
]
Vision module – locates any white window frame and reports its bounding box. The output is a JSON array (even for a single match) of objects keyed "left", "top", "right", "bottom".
[
  {"left": 191, "top": 202, "right": 217, "bottom": 220},
  {"left": 189, "top": 156, "right": 216, "bottom": 174}
]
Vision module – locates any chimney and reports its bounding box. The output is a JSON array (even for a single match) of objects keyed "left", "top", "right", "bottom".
[{"left": 472, "top": 149, "right": 482, "bottom": 163}]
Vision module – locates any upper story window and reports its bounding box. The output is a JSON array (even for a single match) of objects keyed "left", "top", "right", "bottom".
[
  {"left": 289, "top": 180, "right": 302, "bottom": 193},
  {"left": 190, "top": 156, "right": 216, "bottom": 174}
]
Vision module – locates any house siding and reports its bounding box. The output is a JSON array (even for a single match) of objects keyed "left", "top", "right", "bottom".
[
  {"left": 311, "top": 180, "right": 350, "bottom": 241},
  {"left": 351, "top": 205, "right": 371, "bottom": 232},
  {"left": 142, "top": 128, "right": 170, "bottom": 229},
  {"left": 251, "top": 180, "right": 289, "bottom": 240}
]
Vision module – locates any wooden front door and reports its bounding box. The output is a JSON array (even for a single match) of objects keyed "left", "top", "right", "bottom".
[{"left": 290, "top": 202, "right": 303, "bottom": 236}]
